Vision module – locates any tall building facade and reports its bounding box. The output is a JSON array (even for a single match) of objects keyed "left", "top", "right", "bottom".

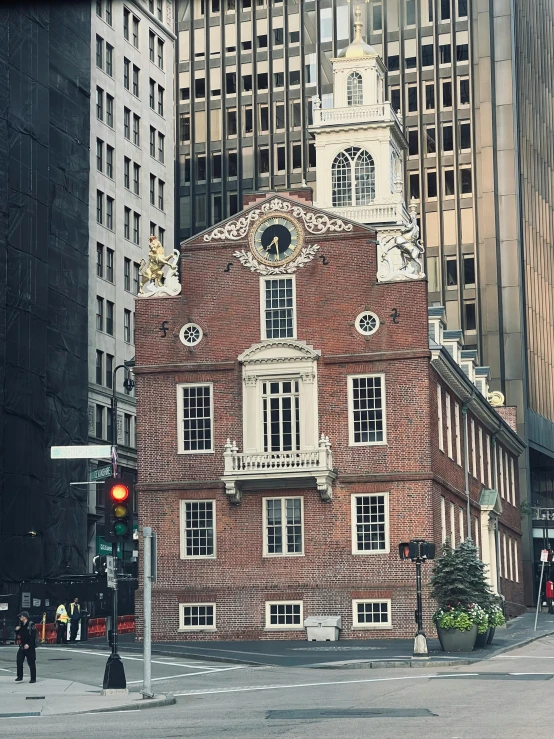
[
  {"left": 176, "top": 0, "right": 554, "bottom": 604},
  {"left": 0, "top": 2, "right": 91, "bottom": 586},
  {"left": 88, "top": 0, "right": 175, "bottom": 567}
]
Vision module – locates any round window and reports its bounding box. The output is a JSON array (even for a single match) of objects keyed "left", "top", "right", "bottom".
[
  {"left": 355, "top": 311, "right": 380, "bottom": 336},
  {"left": 179, "top": 323, "right": 203, "bottom": 346}
]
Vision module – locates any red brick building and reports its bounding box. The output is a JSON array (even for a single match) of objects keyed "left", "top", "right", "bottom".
[{"left": 134, "top": 191, "right": 525, "bottom": 641}]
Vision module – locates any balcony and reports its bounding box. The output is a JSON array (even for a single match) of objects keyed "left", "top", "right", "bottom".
[
  {"left": 327, "top": 199, "right": 410, "bottom": 227},
  {"left": 222, "top": 435, "right": 337, "bottom": 505},
  {"left": 312, "top": 102, "right": 401, "bottom": 130}
]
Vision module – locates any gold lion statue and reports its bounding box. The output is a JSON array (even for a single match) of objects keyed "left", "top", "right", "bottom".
[{"left": 140, "top": 235, "right": 173, "bottom": 292}]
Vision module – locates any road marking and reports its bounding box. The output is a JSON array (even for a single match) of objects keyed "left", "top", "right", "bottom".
[
  {"left": 127, "top": 665, "right": 247, "bottom": 685},
  {"left": 0, "top": 668, "right": 12, "bottom": 672},
  {"left": 52, "top": 648, "right": 216, "bottom": 670},
  {"left": 174, "top": 672, "right": 477, "bottom": 697},
  {"left": 493, "top": 655, "right": 554, "bottom": 660}
]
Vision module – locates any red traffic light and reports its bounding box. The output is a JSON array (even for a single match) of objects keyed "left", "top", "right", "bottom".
[{"left": 110, "top": 483, "right": 129, "bottom": 502}]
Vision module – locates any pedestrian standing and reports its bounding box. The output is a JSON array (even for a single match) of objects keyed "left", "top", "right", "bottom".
[
  {"left": 69, "top": 597, "right": 81, "bottom": 642},
  {"left": 15, "top": 612, "right": 37, "bottom": 683},
  {"left": 55, "top": 603, "right": 69, "bottom": 644}
]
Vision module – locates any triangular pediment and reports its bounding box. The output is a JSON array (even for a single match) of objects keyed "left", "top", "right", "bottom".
[
  {"left": 479, "top": 489, "right": 503, "bottom": 516},
  {"left": 238, "top": 340, "right": 320, "bottom": 365},
  {"left": 181, "top": 193, "right": 374, "bottom": 248}
]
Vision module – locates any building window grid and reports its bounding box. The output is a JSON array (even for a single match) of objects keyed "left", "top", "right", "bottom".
[
  {"left": 353, "top": 493, "right": 388, "bottom": 553},
  {"left": 445, "top": 393, "right": 453, "bottom": 458},
  {"left": 106, "top": 248, "right": 114, "bottom": 282},
  {"left": 133, "top": 212, "right": 140, "bottom": 244},
  {"left": 264, "top": 497, "right": 303, "bottom": 556},
  {"left": 180, "top": 604, "right": 215, "bottom": 629},
  {"left": 437, "top": 384, "right": 444, "bottom": 451},
  {"left": 106, "top": 145, "right": 113, "bottom": 179},
  {"left": 96, "top": 243, "right": 104, "bottom": 277},
  {"left": 96, "top": 297, "right": 104, "bottom": 331},
  {"left": 124, "top": 258, "right": 131, "bottom": 290},
  {"left": 349, "top": 375, "right": 385, "bottom": 445},
  {"left": 96, "top": 350, "right": 103, "bottom": 385},
  {"left": 450, "top": 502, "right": 456, "bottom": 547},
  {"left": 479, "top": 427, "right": 485, "bottom": 483},
  {"left": 440, "top": 497, "right": 447, "bottom": 544},
  {"left": 179, "top": 384, "right": 213, "bottom": 453},
  {"left": 105, "top": 44, "right": 113, "bottom": 76},
  {"left": 332, "top": 147, "right": 375, "bottom": 207},
  {"left": 266, "top": 602, "right": 302, "bottom": 628},
  {"left": 353, "top": 600, "right": 391, "bottom": 628},
  {"left": 262, "top": 380, "right": 300, "bottom": 453},
  {"left": 264, "top": 278, "right": 295, "bottom": 339},
  {"left": 471, "top": 419, "right": 477, "bottom": 478},
  {"left": 347, "top": 71, "right": 363, "bottom": 106},
  {"left": 182, "top": 501, "right": 215, "bottom": 558},
  {"left": 454, "top": 403, "right": 462, "bottom": 465},
  {"left": 124, "top": 309, "right": 132, "bottom": 343},
  {"left": 487, "top": 435, "right": 492, "bottom": 488}
]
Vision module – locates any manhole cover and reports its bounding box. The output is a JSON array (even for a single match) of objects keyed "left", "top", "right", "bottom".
[{"left": 268, "top": 708, "right": 437, "bottom": 719}]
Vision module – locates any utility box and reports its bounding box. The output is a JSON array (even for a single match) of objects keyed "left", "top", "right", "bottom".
[{"left": 304, "top": 616, "right": 342, "bottom": 641}]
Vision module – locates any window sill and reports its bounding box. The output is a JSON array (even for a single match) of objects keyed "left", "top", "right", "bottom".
[
  {"left": 351, "top": 549, "right": 390, "bottom": 556},
  {"left": 348, "top": 441, "right": 387, "bottom": 447},
  {"left": 263, "top": 552, "right": 305, "bottom": 559},
  {"left": 178, "top": 627, "right": 216, "bottom": 633},
  {"left": 180, "top": 555, "right": 217, "bottom": 561},
  {"left": 177, "top": 449, "right": 215, "bottom": 455},
  {"left": 352, "top": 623, "right": 392, "bottom": 630},
  {"left": 264, "top": 625, "right": 303, "bottom": 631}
]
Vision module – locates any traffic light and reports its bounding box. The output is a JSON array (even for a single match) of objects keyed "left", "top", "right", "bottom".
[
  {"left": 398, "top": 540, "right": 436, "bottom": 561},
  {"left": 103, "top": 477, "right": 133, "bottom": 543},
  {"left": 93, "top": 555, "right": 107, "bottom": 576}
]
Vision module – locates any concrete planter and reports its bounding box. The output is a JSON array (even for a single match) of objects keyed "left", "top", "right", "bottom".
[
  {"left": 437, "top": 624, "right": 478, "bottom": 653},
  {"left": 474, "top": 627, "right": 491, "bottom": 649}
]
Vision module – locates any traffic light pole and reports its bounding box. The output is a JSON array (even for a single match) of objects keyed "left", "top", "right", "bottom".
[
  {"left": 413, "top": 559, "right": 428, "bottom": 658},
  {"left": 142, "top": 527, "right": 153, "bottom": 698}
]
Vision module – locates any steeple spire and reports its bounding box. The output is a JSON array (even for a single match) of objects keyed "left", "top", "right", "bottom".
[
  {"left": 353, "top": 2, "right": 364, "bottom": 43},
  {"left": 341, "top": 0, "right": 374, "bottom": 58}
]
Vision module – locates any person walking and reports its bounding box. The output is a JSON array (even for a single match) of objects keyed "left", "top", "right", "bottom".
[
  {"left": 15, "top": 611, "right": 37, "bottom": 683},
  {"left": 55, "top": 603, "right": 69, "bottom": 644},
  {"left": 69, "top": 597, "right": 81, "bottom": 642}
]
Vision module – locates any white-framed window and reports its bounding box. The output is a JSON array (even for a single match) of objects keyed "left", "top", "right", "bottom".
[
  {"left": 498, "top": 447, "right": 505, "bottom": 498},
  {"left": 180, "top": 500, "right": 216, "bottom": 559},
  {"left": 352, "top": 599, "right": 391, "bottom": 629},
  {"left": 502, "top": 533, "right": 508, "bottom": 578},
  {"left": 177, "top": 383, "right": 214, "bottom": 454},
  {"left": 262, "top": 380, "right": 300, "bottom": 452},
  {"left": 179, "top": 603, "right": 216, "bottom": 631},
  {"left": 440, "top": 497, "right": 446, "bottom": 544},
  {"left": 479, "top": 427, "right": 484, "bottom": 483},
  {"left": 445, "top": 393, "right": 453, "bottom": 458},
  {"left": 454, "top": 402, "right": 461, "bottom": 465},
  {"left": 437, "top": 384, "right": 444, "bottom": 451},
  {"left": 510, "top": 457, "right": 515, "bottom": 505},
  {"left": 347, "top": 71, "right": 363, "bottom": 106},
  {"left": 265, "top": 601, "right": 303, "bottom": 629},
  {"left": 355, "top": 311, "right": 380, "bottom": 336},
  {"left": 459, "top": 508, "right": 464, "bottom": 542},
  {"left": 450, "top": 501, "right": 456, "bottom": 547},
  {"left": 348, "top": 374, "right": 386, "bottom": 446},
  {"left": 505, "top": 453, "right": 511, "bottom": 505},
  {"left": 486, "top": 434, "right": 492, "bottom": 488},
  {"left": 263, "top": 497, "right": 303, "bottom": 556},
  {"left": 179, "top": 323, "right": 203, "bottom": 347},
  {"left": 351, "top": 493, "right": 390, "bottom": 554},
  {"left": 473, "top": 517, "right": 479, "bottom": 548},
  {"left": 471, "top": 419, "right": 477, "bottom": 478},
  {"left": 332, "top": 147, "right": 375, "bottom": 207},
  {"left": 514, "top": 540, "right": 519, "bottom": 582},
  {"left": 261, "top": 276, "right": 296, "bottom": 340},
  {"left": 508, "top": 537, "right": 514, "bottom": 581}
]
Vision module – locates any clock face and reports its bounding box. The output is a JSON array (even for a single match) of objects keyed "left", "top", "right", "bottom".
[{"left": 251, "top": 214, "right": 303, "bottom": 265}]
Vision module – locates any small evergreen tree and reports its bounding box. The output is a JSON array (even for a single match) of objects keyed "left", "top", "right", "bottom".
[{"left": 431, "top": 538, "right": 493, "bottom": 610}]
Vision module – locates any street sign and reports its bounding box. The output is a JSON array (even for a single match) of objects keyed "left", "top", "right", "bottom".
[
  {"left": 90, "top": 465, "right": 112, "bottom": 482},
  {"left": 51, "top": 445, "right": 112, "bottom": 460},
  {"left": 541, "top": 549, "right": 550, "bottom": 562},
  {"left": 106, "top": 556, "right": 116, "bottom": 589},
  {"left": 96, "top": 537, "right": 122, "bottom": 557}
]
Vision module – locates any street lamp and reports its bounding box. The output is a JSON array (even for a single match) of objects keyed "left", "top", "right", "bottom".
[
  {"left": 399, "top": 540, "right": 436, "bottom": 658},
  {"left": 103, "top": 358, "right": 135, "bottom": 692}
]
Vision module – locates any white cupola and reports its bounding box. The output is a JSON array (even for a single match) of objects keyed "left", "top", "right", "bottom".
[{"left": 310, "top": 2, "right": 409, "bottom": 228}]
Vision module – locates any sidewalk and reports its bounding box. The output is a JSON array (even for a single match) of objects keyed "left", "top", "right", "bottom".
[
  {"left": 0, "top": 675, "right": 175, "bottom": 717},
  {"left": 83, "top": 610, "right": 554, "bottom": 669}
]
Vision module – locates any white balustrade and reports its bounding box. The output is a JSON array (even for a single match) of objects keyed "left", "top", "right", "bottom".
[{"left": 312, "top": 102, "right": 401, "bottom": 129}]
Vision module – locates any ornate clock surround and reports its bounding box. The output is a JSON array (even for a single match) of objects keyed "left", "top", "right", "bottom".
[{"left": 249, "top": 212, "right": 304, "bottom": 266}]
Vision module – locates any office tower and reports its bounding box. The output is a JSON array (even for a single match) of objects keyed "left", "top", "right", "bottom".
[
  {"left": 0, "top": 2, "right": 91, "bottom": 585},
  {"left": 88, "top": 0, "right": 175, "bottom": 566},
  {"left": 176, "top": 0, "right": 554, "bottom": 604}
]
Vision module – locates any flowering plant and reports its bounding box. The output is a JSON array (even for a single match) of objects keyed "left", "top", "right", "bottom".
[
  {"left": 433, "top": 603, "right": 488, "bottom": 633},
  {"left": 488, "top": 604, "right": 506, "bottom": 628}
]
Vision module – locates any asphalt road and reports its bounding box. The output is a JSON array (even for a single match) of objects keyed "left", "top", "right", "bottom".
[{"left": 2, "top": 636, "right": 554, "bottom": 737}]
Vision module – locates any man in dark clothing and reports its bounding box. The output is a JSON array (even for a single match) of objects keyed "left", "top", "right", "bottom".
[
  {"left": 69, "top": 597, "right": 81, "bottom": 642},
  {"left": 15, "top": 611, "right": 37, "bottom": 683}
]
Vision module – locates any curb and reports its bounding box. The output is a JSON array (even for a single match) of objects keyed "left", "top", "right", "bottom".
[
  {"left": 78, "top": 642, "right": 262, "bottom": 667},
  {"left": 44, "top": 693, "right": 176, "bottom": 716}
]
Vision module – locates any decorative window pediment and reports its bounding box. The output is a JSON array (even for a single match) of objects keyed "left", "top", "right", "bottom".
[{"left": 238, "top": 339, "right": 320, "bottom": 366}]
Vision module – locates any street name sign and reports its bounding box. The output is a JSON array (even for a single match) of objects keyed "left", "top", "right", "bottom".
[
  {"left": 90, "top": 465, "right": 112, "bottom": 482},
  {"left": 51, "top": 445, "right": 112, "bottom": 460}
]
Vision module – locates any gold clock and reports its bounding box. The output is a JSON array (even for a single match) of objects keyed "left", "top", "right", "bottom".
[{"left": 250, "top": 213, "right": 303, "bottom": 265}]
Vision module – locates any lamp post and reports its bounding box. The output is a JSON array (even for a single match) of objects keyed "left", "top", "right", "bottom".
[{"left": 104, "top": 359, "right": 135, "bottom": 691}]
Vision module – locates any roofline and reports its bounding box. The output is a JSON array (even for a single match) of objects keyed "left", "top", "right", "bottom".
[{"left": 180, "top": 192, "right": 377, "bottom": 248}]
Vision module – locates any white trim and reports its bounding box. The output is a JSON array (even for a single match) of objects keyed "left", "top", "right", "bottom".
[
  {"left": 347, "top": 373, "right": 387, "bottom": 446},
  {"left": 437, "top": 384, "right": 444, "bottom": 452},
  {"left": 471, "top": 419, "right": 477, "bottom": 478},
  {"left": 440, "top": 497, "right": 446, "bottom": 544},
  {"left": 262, "top": 496, "right": 305, "bottom": 557},
  {"left": 352, "top": 599, "right": 392, "bottom": 629},
  {"left": 459, "top": 508, "right": 464, "bottom": 542},
  {"left": 445, "top": 392, "right": 453, "bottom": 458},
  {"left": 179, "top": 499, "right": 217, "bottom": 560},
  {"left": 265, "top": 601, "right": 304, "bottom": 630},
  {"left": 498, "top": 446, "right": 504, "bottom": 498},
  {"left": 351, "top": 492, "right": 390, "bottom": 555},
  {"left": 510, "top": 456, "right": 515, "bottom": 505},
  {"left": 179, "top": 323, "right": 203, "bottom": 346},
  {"left": 354, "top": 311, "right": 380, "bottom": 336},
  {"left": 450, "top": 501, "right": 456, "bottom": 547},
  {"left": 178, "top": 602, "right": 217, "bottom": 631},
  {"left": 486, "top": 434, "right": 492, "bottom": 488},
  {"left": 454, "top": 402, "right": 462, "bottom": 466},
  {"left": 479, "top": 426, "right": 484, "bottom": 484},
  {"left": 502, "top": 533, "right": 508, "bottom": 579},
  {"left": 508, "top": 537, "right": 514, "bottom": 581},
  {"left": 176, "top": 382, "right": 214, "bottom": 454},
  {"left": 260, "top": 274, "right": 297, "bottom": 341},
  {"left": 505, "top": 453, "right": 511, "bottom": 505},
  {"left": 514, "top": 540, "right": 519, "bottom": 582}
]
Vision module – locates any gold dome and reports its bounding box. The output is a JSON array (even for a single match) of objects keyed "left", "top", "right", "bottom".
[{"left": 337, "top": 2, "right": 377, "bottom": 59}]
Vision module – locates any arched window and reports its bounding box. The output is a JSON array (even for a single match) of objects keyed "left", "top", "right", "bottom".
[
  {"left": 332, "top": 147, "right": 375, "bottom": 207},
  {"left": 347, "top": 72, "right": 363, "bottom": 106}
]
